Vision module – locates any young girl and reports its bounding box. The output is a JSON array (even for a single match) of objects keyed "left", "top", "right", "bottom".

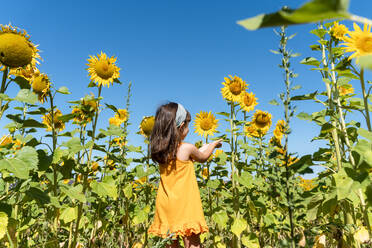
[{"left": 148, "top": 102, "right": 222, "bottom": 248}]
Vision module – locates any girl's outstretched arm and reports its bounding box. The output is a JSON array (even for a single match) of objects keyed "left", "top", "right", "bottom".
[{"left": 185, "top": 139, "right": 222, "bottom": 163}]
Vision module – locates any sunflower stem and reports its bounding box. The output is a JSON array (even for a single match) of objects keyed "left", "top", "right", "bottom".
[
  {"left": 72, "top": 85, "right": 102, "bottom": 248},
  {"left": 230, "top": 101, "right": 240, "bottom": 248},
  {"left": 320, "top": 27, "right": 342, "bottom": 171},
  {"left": 359, "top": 68, "right": 372, "bottom": 131},
  {"left": 0, "top": 66, "right": 9, "bottom": 120}
]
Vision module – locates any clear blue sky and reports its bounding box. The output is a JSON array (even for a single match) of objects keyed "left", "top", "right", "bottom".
[{"left": 1, "top": 0, "right": 371, "bottom": 176}]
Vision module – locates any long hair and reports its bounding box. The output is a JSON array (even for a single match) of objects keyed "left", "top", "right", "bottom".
[{"left": 150, "top": 102, "right": 191, "bottom": 164}]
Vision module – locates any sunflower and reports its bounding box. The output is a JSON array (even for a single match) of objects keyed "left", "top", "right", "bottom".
[
  {"left": 86, "top": 52, "right": 120, "bottom": 87},
  {"left": 72, "top": 96, "right": 97, "bottom": 125},
  {"left": 298, "top": 177, "right": 316, "bottom": 191},
  {"left": 273, "top": 120, "right": 286, "bottom": 139},
  {"left": 343, "top": 23, "right": 372, "bottom": 60},
  {"left": 269, "top": 135, "right": 282, "bottom": 147},
  {"left": 0, "top": 24, "right": 40, "bottom": 68},
  {"left": 139, "top": 116, "right": 155, "bottom": 138},
  {"left": 9, "top": 61, "right": 39, "bottom": 80},
  {"left": 31, "top": 72, "right": 50, "bottom": 103},
  {"left": 244, "top": 122, "right": 261, "bottom": 137},
  {"left": 252, "top": 110, "right": 272, "bottom": 133},
  {"left": 42, "top": 108, "right": 65, "bottom": 132},
  {"left": 91, "top": 162, "right": 99, "bottom": 172},
  {"left": 221, "top": 75, "right": 247, "bottom": 102},
  {"left": 194, "top": 111, "right": 219, "bottom": 137},
  {"left": 208, "top": 149, "right": 224, "bottom": 162},
  {"left": 0, "top": 135, "right": 12, "bottom": 147},
  {"left": 110, "top": 137, "right": 127, "bottom": 148},
  {"left": 330, "top": 22, "right": 348, "bottom": 40},
  {"left": 239, "top": 92, "right": 258, "bottom": 112},
  {"left": 202, "top": 167, "right": 209, "bottom": 179},
  {"left": 338, "top": 84, "right": 354, "bottom": 95},
  {"left": 116, "top": 109, "right": 128, "bottom": 122},
  {"left": 109, "top": 116, "right": 122, "bottom": 126}
]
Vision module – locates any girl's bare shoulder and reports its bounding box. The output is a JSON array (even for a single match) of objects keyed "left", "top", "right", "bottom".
[{"left": 177, "top": 142, "right": 195, "bottom": 160}]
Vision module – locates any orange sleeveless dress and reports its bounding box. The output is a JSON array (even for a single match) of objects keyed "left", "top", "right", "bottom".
[{"left": 148, "top": 158, "right": 209, "bottom": 238}]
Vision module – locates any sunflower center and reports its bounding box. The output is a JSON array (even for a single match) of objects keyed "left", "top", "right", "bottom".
[
  {"left": 243, "top": 95, "right": 254, "bottom": 106},
  {"left": 94, "top": 60, "right": 115, "bottom": 79},
  {"left": 356, "top": 36, "right": 372, "bottom": 54},
  {"left": 229, "top": 81, "right": 242, "bottom": 95},
  {"left": 200, "top": 119, "right": 213, "bottom": 131},
  {"left": 0, "top": 33, "right": 33, "bottom": 68},
  {"left": 255, "top": 114, "right": 269, "bottom": 127}
]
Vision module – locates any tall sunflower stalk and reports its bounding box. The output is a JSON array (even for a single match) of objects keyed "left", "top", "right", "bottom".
[
  {"left": 229, "top": 101, "right": 240, "bottom": 248},
  {"left": 277, "top": 26, "right": 296, "bottom": 247}
]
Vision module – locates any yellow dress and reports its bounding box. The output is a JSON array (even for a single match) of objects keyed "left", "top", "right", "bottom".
[{"left": 148, "top": 158, "right": 209, "bottom": 238}]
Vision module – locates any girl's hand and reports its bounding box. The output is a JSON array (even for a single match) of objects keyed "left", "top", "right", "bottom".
[{"left": 213, "top": 139, "right": 223, "bottom": 148}]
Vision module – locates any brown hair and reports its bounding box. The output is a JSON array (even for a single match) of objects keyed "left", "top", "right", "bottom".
[{"left": 150, "top": 102, "right": 191, "bottom": 164}]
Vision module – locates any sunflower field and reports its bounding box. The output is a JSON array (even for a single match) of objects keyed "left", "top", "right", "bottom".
[{"left": 0, "top": 0, "right": 372, "bottom": 247}]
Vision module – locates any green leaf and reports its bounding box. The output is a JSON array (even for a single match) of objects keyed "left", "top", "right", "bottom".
[
  {"left": 241, "top": 234, "right": 260, "bottom": 248},
  {"left": 269, "top": 99, "right": 279, "bottom": 106},
  {"left": 357, "top": 128, "right": 372, "bottom": 141},
  {"left": 61, "top": 184, "right": 86, "bottom": 203},
  {"left": 0, "top": 212, "right": 8, "bottom": 239},
  {"left": 60, "top": 207, "right": 78, "bottom": 223},
  {"left": 235, "top": 171, "right": 253, "bottom": 189},
  {"left": 291, "top": 91, "right": 317, "bottom": 101},
  {"left": 353, "top": 139, "right": 372, "bottom": 165},
  {"left": 333, "top": 169, "right": 361, "bottom": 201},
  {"left": 0, "top": 146, "right": 38, "bottom": 179},
  {"left": 300, "top": 57, "right": 320, "bottom": 67},
  {"left": 25, "top": 187, "right": 51, "bottom": 205},
  {"left": 231, "top": 217, "right": 247, "bottom": 237},
  {"left": 90, "top": 176, "right": 117, "bottom": 200},
  {"left": 61, "top": 137, "right": 84, "bottom": 155},
  {"left": 123, "top": 184, "right": 133, "bottom": 199},
  {"left": 237, "top": 0, "right": 350, "bottom": 31},
  {"left": 132, "top": 209, "right": 147, "bottom": 225},
  {"left": 212, "top": 210, "right": 228, "bottom": 229},
  {"left": 15, "top": 89, "right": 38, "bottom": 104},
  {"left": 22, "top": 119, "right": 45, "bottom": 128},
  {"left": 297, "top": 112, "right": 312, "bottom": 121},
  {"left": 56, "top": 86, "right": 71, "bottom": 95}
]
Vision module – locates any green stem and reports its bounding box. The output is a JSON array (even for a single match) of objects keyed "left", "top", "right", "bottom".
[
  {"left": 360, "top": 69, "right": 372, "bottom": 132},
  {"left": 0, "top": 66, "right": 9, "bottom": 120},
  {"left": 72, "top": 85, "right": 102, "bottom": 248},
  {"left": 320, "top": 38, "right": 342, "bottom": 171}
]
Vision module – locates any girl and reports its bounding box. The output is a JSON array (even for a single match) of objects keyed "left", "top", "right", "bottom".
[{"left": 148, "top": 102, "right": 222, "bottom": 248}]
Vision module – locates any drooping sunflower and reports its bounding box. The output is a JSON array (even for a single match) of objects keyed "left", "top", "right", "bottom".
[
  {"left": 330, "top": 22, "right": 348, "bottom": 41},
  {"left": 9, "top": 61, "right": 39, "bottom": 80},
  {"left": 244, "top": 122, "right": 261, "bottom": 138},
  {"left": 0, "top": 24, "right": 40, "bottom": 68},
  {"left": 273, "top": 120, "right": 286, "bottom": 140},
  {"left": 194, "top": 111, "right": 219, "bottom": 137},
  {"left": 31, "top": 72, "right": 50, "bottom": 103},
  {"left": 343, "top": 23, "right": 372, "bottom": 60},
  {"left": 269, "top": 135, "right": 282, "bottom": 147},
  {"left": 139, "top": 116, "right": 155, "bottom": 138},
  {"left": 72, "top": 95, "right": 97, "bottom": 125},
  {"left": 252, "top": 110, "right": 272, "bottom": 133},
  {"left": 221, "top": 75, "right": 247, "bottom": 102},
  {"left": 42, "top": 108, "right": 65, "bottom": 132},
  {"left": 239, "top": 91, "right": 258, "bottom": 112},
  {"left": 86, "top": 52, "right": 120, "bottom": 87}
]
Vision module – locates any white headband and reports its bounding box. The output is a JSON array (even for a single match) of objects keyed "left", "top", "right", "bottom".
[{"left": 175, "top": 103, "right": 187, "bottom": 127}]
